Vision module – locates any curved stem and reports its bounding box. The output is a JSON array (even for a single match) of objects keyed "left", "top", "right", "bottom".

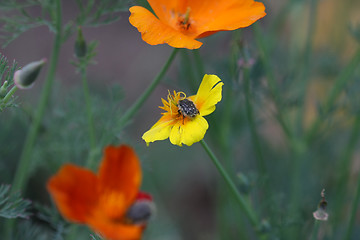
[
  {"left": 200, "top": 140, "right": 259, "bottom": 228},
  {"left": 118, "top": 48, "right": 179, "bottom": 127}
]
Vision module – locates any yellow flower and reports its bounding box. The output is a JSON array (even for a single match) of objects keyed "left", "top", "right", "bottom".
[{"left": 142, "top": 74, "right": 223, "bottom": 146}]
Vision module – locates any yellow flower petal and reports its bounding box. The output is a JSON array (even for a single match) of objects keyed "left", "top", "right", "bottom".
[
  {"left": 169, "top": 116, "right": 209, "bottom": 146},
  {"left": 193, "top": 74, "right": 224, "bottom": 116},
  {"left": 142, "top": 115, "right": 176, "bottom": 144},
  {"left": 129, "top": 6, "right": 203, "bottom": 49}
]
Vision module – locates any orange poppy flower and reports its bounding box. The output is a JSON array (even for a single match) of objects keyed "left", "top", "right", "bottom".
[
  {"left": 47, "top": 145, "right": 153, "bottom": 240},
  {"left": 129, "top": 0, "right": 266, "bottom": 49}
]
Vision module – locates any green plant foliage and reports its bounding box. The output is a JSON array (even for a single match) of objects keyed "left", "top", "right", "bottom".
[
  {"left": 0, "top": 53, "right": 18, "bottom": 111},
  {"left": 0, "top": 184, "right": 31, "bottom": 219},
  {"left": 0, "top": 0, "right": 130, "bottom": 47}
]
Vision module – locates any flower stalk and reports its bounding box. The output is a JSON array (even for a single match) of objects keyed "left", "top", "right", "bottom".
[
  {"left": 81, "top": 66, "right": 97, "bottom": 168},
  {"left": 200, "top": 140, "right": 259, "bottom": 228},
  {"left": 6, "top": 1, "right": 63, "bottom": 238},
  {"left": 118, "top": 48, "right": 179, "bottom": 127}
]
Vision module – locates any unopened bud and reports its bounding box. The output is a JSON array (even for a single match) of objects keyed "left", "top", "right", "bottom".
[
  {"left": 14, "top": 59, "right": 47, "bottom": 89},
  {"left": 0, "top": 81, "right": 9, "bottom": 98},
  {"left": 125, "top": 199, "right": 155, "bottom": 225},
  {"left": 74, "top": 27, "right": 87, "bottom": 58}
]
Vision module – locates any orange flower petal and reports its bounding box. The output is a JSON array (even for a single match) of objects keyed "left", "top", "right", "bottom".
[
  {"left": 129, "top": 6, "right": 202, "bottom": 49},
  {"left": 147, "top": 0, "right": 182, "bottom": 22},
  {"left": 98, "top": 146, "right": 141, "bottom": 215},
  {"left": 193, "top": 1, "right": 266, "bottom": 38},
  {"left": 87, "top": 214, "right": 143, "bottom": 240},
  {"left": 47, "top": 164, "right": 98, "bottom": 223}
]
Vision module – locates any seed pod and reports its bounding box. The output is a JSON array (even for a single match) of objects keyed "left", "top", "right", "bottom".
[{"left": 14, "top": 59, "right": 47, "bottom": 89}]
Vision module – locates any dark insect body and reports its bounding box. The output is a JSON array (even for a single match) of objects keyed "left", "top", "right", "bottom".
[{"left": 177, "top": 98, "right": 199, "bottom": 118}]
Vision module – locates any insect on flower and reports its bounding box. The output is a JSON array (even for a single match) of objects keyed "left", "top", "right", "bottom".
[{"left": 142, "top": 74, "right": 223, "bottom": 146}]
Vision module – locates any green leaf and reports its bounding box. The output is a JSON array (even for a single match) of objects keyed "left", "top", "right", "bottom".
[{"left": 0, "top": 184, "right": 31, "bottom": 219}]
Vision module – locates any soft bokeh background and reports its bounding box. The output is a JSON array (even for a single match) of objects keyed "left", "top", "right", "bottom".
[{"left": 1, "top": 0, "right": 360, "bottom": 239}]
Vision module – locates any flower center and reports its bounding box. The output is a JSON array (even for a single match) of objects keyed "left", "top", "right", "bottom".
[
  {"left": 177, "top": 98, "right": 199, "bottom": 118},
  {"left": 177, "top": 7, "right": 191, "bottom": 30}
]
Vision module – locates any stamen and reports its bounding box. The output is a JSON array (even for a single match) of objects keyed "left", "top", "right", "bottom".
[
  {"left": 178, "top": 91, "right": 187, "bottom": 100},
  {"left": 183, "top": 7, "right": 191, "bottom": 25}
]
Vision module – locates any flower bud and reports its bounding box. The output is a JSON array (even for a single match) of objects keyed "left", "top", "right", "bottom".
[
  {"left": 74, "top": 27, "right": 87, "bottom": 58},
  {"left": 14, "top": 59, "right": 47, "bottom": 89},
  {"left": 125, "top": 199, "right": 155, "bottom": 225}
]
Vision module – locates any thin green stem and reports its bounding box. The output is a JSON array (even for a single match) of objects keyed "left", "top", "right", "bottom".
[
  {"left": 12, "top": 0, "right": 62, "bottom": 193},
  {"left": 81, "top": 67, "right": 96, "bottom": 149},
  {"left": 200, "top": 140, "right": 259, "bottom": 228},
  {"left": 294, "top": 0, "right": 318, "bottom": 136},
  {"left": 306, "top": 48, "right": 360, "bottom": 142},
  {"left": 2, "top": 85, "right": 18, "bottom": 104},
  {"left": 6, "top": 0, "right": 62, "bottom": 238},
  {"left": 193, "top": 49, "right": 204, "bottom": 79},
  {"left": 310, "top": 220, "right": 320, "bottom": 240},
  {"left": 344, "top": 171, "right": 360, "bottom": 240},
  {"left": 118, "top": 48, "right": 179, "bottom": 127},
  {"left": 81, "top": 67, "right": 97, "bottom": 168},
  {"left": 243, "top": 67, "right": 267, "bottom": 178},
  {"left": 253, "top": 24, "right": 292, "bottom": 141},
  {"left": 333, "top": 113, "right": 360, "bottom": 223}
]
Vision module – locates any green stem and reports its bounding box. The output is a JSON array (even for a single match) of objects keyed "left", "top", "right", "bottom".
[
  {"left": 310, "top": 220, "right": 320, "bottom": 240},
  {"left": 333, "top": 113, "right": 360, "bottom": 223},
  {"left": 294, "top": 0, "right": 318, "bottom": 136},
  {"left": 81, "top": 67, "right": 97, "bottom": 168},
  {"left": 118, "top": 48, "right": 179, "bottom": 127},
  {"left": 193, "top": 49, "right": 204, "bottom": 79},
  {"left": 81, "top": 67, "right": 96, "bottom": 149},
  {"left": 243, "top": 66, "right": 267, "bottom": 179},
  {"left": 306, "top": 48, "right": 360, "bottom": 142},
  {"left": 344, "top": 171, "right": 360, "bottom": 240},
  {"left": 200, "top": 140, "right": 259, "bottom": 228},
  {"left": 12, "top": 0, "right": 62, "bottom": 193},
  {"left": 2, "top": 85, "right": 18, "bottom": 104},
  {"left": 6, "top": 0, "right": 62, "bottom": 237},
  {"left": 253, "top": 24, "right": 292, "bottom": 141}
]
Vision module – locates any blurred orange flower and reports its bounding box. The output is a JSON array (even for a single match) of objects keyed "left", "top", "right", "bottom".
[
  {"left": 47, "top": 145, "right": 153, "bottom": 240},
  {"left": 129, "top": 0, "right": 266, "bottom": 49}
]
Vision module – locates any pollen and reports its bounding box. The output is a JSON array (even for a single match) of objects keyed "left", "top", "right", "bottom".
[{"left": 177, "top": 98, "right": 199, "bottom": 118}]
